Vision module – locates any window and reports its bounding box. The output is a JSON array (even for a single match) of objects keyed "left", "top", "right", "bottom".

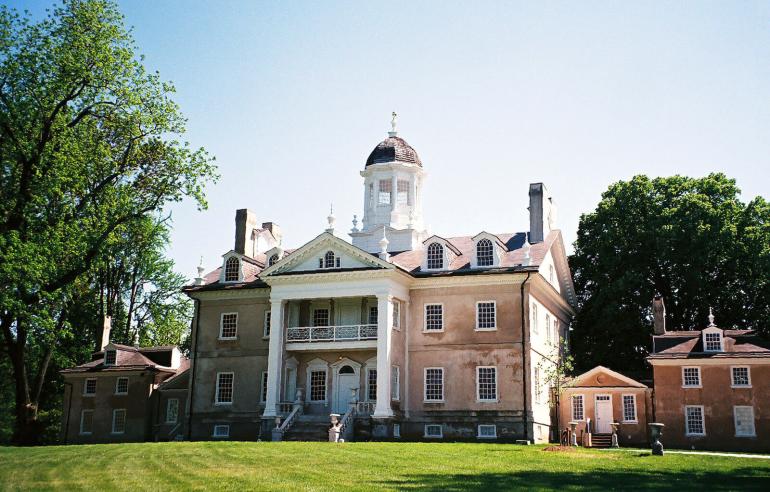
[
  {"left": 531, "top": 303, "right": 539, "bottom": 334},
  {"left": 323, "top": 250, "right": 340, "bottom": 269},
  {"left": 545, "top": 313, "right": 552, "bottom": 343},
  {"left": 476, "top": 239, "right": 494, "bottom": 267},
  {"left": 732, "top": 367, "right": 751, "bottom": 387},
  {"left": 378, "top": 179, "right": 392, "bottom": 205},
  {"left": 424, "top": 424, "right": 443, "bottom": 438},
  {"left": 215, "top": 372, "right": 234, "bottom": 405},
  {"left": 166, "top": 398, "right": 179, "bottom": 424},
  {"left": 424, "top": 304, "right": 443, "bottom": 331},
  {"left": 478, "top": 424, "right": 497, "bottom": 439},
  {"left": 549, "top": 264, "right": 555, "bottom": 284},
  {"left": 104, "top": 349, "right": 116, "bottom": 366},
  {"left": 112, "top": 409, "right": 126, "bottom": 434},
  {"left": 534, "top": 366, "right": 542, "bottom": 404},
  {"left": 572, "top": 395, "right": 584, "bottom": 421},
  {"left": 426, "top": 242, "right": 444, "bottom": 270},
  {"left": 309, "top": 370, "right": 327, "bottom": 402},
  {"left": 552, "top": 319, "right": 559, "bottom": 345},
  {"left": 312, "top": 308, "right": 329, "bottom": 327},
  {"left": 391, "top": 366, "right": 400, "bottom": 400},
  {"left": 213, "top": 425, "right": 230, "bottom": 438},
  {"left": 260, "top": 372, "right": 268, "bottom": 403},
  {"left": 263, "top": 311, "right": 271, "bottom": 338},
  {"left": 80, "top": 410, "right": 93, "bottom": 435},
  {"left": 220, "top": 313, "right": 238, "bottom": 339},
  {"left": 704, "top": 332, "right": 722, "bottom": 352},
  {"left": 424, "top": 368, "right": 444, "bottom": 402},
  {"left": 623, "top": 395, "right": 637, "bottom": 422},
  {"left": 84, "top": 378, "right": 97, "bottom": 396},
  {"left": 268, "top": 254, "right": 279, "bottom": 266},
  {"left": 367, "top": 368, "right": 377, "bottom": 401},
  {"left": 476, "top": 302, "right": 496, "bottom": 330},
  {"left": 685, "top": 406, "right": 705, "bottom": 436},
  {"left": 224, "top": 257, "right": 240, "bottom": 282},
  {"left": 392, "top": 300, "right": 400, "bottom": 329},
  {"left": 397, "top": 179, "right": 409, "bottom": 205},
  {"left": 393, "top": 423, "right": 401, "bottom": 438},
  {"left": 682, "top": 367, "right": 701, "bottom": 387},
  {"left": 477, "top": 366, "right": 498, "bottom": 402},
  {"left": 734, "top": 406, "right": 755, "bottom": 437},
  {"left": 115, "top": 377, "right": 128, "bottom": 395},
  {"left": 368, "top": 306, "right": 379, "bottom": 326}
]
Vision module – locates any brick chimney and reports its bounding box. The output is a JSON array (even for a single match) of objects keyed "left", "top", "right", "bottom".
[
  {"left": 528, "top": 183, "right": 556, "bottom": 243},
  {"left": 234, "top": 209, "right": 258, "bottom": 257},
  {"left": 262, "top": 222, "right": 282, "bottom": 245},
  {"left": 100, "top": 316, "right": 111, "bottom": 351},
  {"left": 652, "top": 296, "right": 666, "bottom": 335}
]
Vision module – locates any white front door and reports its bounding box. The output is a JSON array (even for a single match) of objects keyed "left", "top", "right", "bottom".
[
  {"left": 334, "top": 365, "right": 358, "bottom": 414},
  {"left": 595, "top": 395, "right": 613, "bottom": 433}
]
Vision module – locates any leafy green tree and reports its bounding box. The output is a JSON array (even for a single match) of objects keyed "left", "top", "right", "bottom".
[
  {"left": 0, "top": 0, "right": 216, "bottom": 443},
  {"left": 570, "top": 174, "right": 770, "bottom": 372}
]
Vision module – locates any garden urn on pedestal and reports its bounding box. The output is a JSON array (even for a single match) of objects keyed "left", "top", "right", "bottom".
[
  {"left": 568, "top": 421, "right": 578, "bottom": 446},
  {"left": 648, "top": 423, "right": 665, "bottom": 456},
  {"left": 610, "top": 422, "right": 620, "bottom": 448}
]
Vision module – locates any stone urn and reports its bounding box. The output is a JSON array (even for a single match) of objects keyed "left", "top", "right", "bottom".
[
  {"left": 648, "top": 423, "right": 665, "bottom": 456},
  {"left": 568, "top": 421, "right": 578, "bottom": 446},
  {"left": 610, "top": 422, "right": 620, "bottom": 448}
]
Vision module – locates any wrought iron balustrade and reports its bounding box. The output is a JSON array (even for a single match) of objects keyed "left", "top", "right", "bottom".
[{"left": 286, "top": 324, "right": 378, "bottom": 343}]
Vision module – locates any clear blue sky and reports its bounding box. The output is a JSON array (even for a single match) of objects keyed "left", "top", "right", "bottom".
[{"left": 12, "top": 0, "right": 770, "bottom": 278}]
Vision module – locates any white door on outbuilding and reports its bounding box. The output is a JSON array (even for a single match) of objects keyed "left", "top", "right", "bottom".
[{"left": 595, "top": 394, "right": 613, "bottom": 433}]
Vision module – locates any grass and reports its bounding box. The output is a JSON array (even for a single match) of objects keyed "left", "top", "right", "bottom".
[{"left": 1, "top": 442, "right": 770, "bottom": 491}]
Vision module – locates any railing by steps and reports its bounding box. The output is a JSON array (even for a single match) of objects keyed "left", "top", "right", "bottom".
[
  {"left": 286, "top": 324, "right": 377, "bottom": 343},
  {"left": 337, "top": 406, "right": 356, "bottom": 442},
  {"left": 278, "top": 402, "right": 295, "bottom": 415},
  {"left": 355, "top": 401, "right": 375, "bottom": 416},
  {"left": 272, "top": 403, "right": 303, "bottom": 441}
]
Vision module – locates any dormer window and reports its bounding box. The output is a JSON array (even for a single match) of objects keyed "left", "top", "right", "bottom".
[
  {"left": 476, "top": 239, "right": 494, "bottom": 267},
  {"left": 319, "top": 251, "right": 341, "bottom": 269},
  {"left": 268, "top": 254, "right": 279, "bottom": 266},
  {"left": 704, "top": 332, "right": 723, "bottom": 352},
  {"left": 104, "top": 349, "right": 116, "bottom": 366},
  {"left": 427, "top": 243, "right": 444, "bottom": 270},
  {"left": 224, "top": 257, "right": 240, "bottom": 282}
]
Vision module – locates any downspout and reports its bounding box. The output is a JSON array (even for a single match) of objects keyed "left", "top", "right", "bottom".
[
  {"left": 186, "top": 298, "right": 201, "bottom": 440},
  {"left": 63, "top": 381, "right": 73, "bottom": 445},
  {"left": 520, "top": 271, "right": 532, "bottom": 443}
]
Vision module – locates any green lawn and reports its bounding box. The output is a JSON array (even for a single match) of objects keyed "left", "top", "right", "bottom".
[{"left": 1, "top": 442, "right": 769, "bottom": 491}]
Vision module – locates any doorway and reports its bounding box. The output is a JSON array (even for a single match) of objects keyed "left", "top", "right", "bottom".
[
  {"left": 334, "top": 365, "right": 359, "bottom": 414},
  {"left": 594, "top": 394, "right": 613, "bottom": 433}
]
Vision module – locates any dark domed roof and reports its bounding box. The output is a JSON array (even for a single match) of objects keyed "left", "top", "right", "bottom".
[{"left": 365, "top": 136, "right": 422, "bottom": 168}]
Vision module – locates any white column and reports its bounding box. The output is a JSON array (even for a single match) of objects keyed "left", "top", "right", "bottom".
[
  {"left": 373, "top": 294, "right": 394, "bottom": 418},
  {"left": 263, "top": 299, "right": 285, "bottom": 417},
  {"left": 390, "top": 175, "right": 397, "bottom": 212}
]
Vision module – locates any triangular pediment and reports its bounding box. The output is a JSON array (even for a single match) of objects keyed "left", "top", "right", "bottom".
[
  {"left": 570, "top": 366, "right": 647, "bottom": 389},
  {"left": 261, "top": 232, "right": 394, "bottom": 276}
]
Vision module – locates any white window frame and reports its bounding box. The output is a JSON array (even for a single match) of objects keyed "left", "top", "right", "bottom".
[
  {"left": 83, "top": 378, "right": 97, "bottom": 396},
  {"left": 104, "top": 349, "right": 116, "bottom": 366},
  {"left": 366, "top": 367, "right": 378, "bottom": 402},
  {"left": 423, "top": 303, "right": 444, "bottom": 332},
  {"left": 378, "top": 179, "right": 392, "bottom": 205},
  {"left": 312, "top": 308, "right": 330, "bottom": 327},
  {"left": 223, "top": 256, "right": 241, "bottom": 282},
  {"left": 219, "top": 312, "right": 238, "bottom": 340},
  {"left": 703, "top": 331, "right": 723, "bottom": 352},
  {"left": 477, "top": 366, "right": 498, "bottom": 403},
  {"left": 263, "top": 310, "right": 271, "bottom": 339},
  {"left": 685, "top": 405, "right": 706, "bottom": 436},
  {"left": 622, "top": 394, "right": 637, "bottom": 423},
  {"left": 260, "top": 371, "right": 268, "bottom": 404},
  {"left": 111, "top": 408, "right": 126, "bottom": 434},
  {"left": 475, "top": 301, "right": 497, "bottom": 331},
  {"left": 571, "top": 394, "right": 585, "bottom": 421},
  {"left": 475, "top": 238, "right": 495, "bottom": 267},
  {"left": 392, "top": 300, "right": 400, "bottom": 330},
  {"left": 531, "top": 302, "right": 539, "bottom": 335},
  {"left": 424, "top": 424, "right": 443, "bottom": 438},
  {"left": 79, "top": 409, "right": 93, "bottom": 435},
  {"left": 393, "top": 423, "right": 401, "bottom": 438},
  {"left": 212, "top": 424, "right": 230, "bottom": 438},
  {"left": 215, "top": 371, "right": 234, "bottom": 405},
  {"left": 682, "top": 366, "right": 701, "bottom": 388},
  {"left": 426, "top": 242, "right": 445, "bottom": 270},
  {"left": 534, "top": 366, "right": 542, "bottom": 404},
  {"left": 115, "top": 377, "right": 129, "bottom": 395},
  {"left": 307, "top": 363, "right": 328, "bottom": 403},
  {"left": 731, "top": 366, "right": 751, "bottom": 388},
  {"left": 424, "top": 367, "right": 445, "bottom": 403},
  {"left": 734, "top": 406, "right": 756, "bottom": 437},
  {"left": 477, "top": 424, "right": 497, "bottom": 439},
  {"left": 166, "top": 398, "right": 179, "bottom": 424},
  {"left": 391, "top": 365, "right": 400, "bottom": 401}
]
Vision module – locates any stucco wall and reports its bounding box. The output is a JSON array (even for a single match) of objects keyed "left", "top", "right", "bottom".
[{"left": 559, "top": 387, "right": 650, "bottom": 446}]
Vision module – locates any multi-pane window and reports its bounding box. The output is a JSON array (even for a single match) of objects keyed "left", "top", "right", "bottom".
[
  {"left": 309, "top": 370, "right": 327, "bottom": 402},
  {"left": 391, "top": 366, "right": 400, "bottom": 400},
  {"left": 685, "top": 406, "right": 705, "bottom": 435},
  {"left": 682, "top": 367, "right": 701, "bottom": 387},
  {"left": 378, "top": 179, "right": 392, "bottom": 205},
  {"left": 425, "top": 304, "right": 443, "bottom": 331},
  {"left": 478, "top": 424, "right": 497, "bottom": 438},
  {"left": 397, "top": 179, "right": 409, "bottom": 205},
  {"left": 322, "top": 250, "right": 340, "bottom": 269},
  {"left": 572, "top": 395, "right": 584, "bottom": 421},
  {"left": 368, "top": 306, "right": 379, "bottom": 326},
  {"left": 477, "top": 366, "right": 498, "bottom": 402},
  {"left": 224, "top": 257, "right": 240, "bottom": 282},
  {"left": 216, "top": 372, "right": 234, "bottom": 404},
  {"left": 552, "top": 319, "right": 560, "bottom": 345},
  {"left": 112, "top": 409, "right": 126, "bottom": 434},
  {"left": 704, "top": 332, "right": 722, "bottom": 352},
  {"left": 84, "top": 378, "right": 97, "bottom": 396},
  {"left": 213, "top": 425, "right": 230, "bottom": 438},
  {"left": 313, "top": 309, "right": 329, "bottom": 327},
  {"left": 426, "top": 243, "right": 444, "bottom": 269},
  {"left": 424, "top": 424, "right": 443, "bottom": 438},
  {"left": 268, "top": 254, "right": 279, "bottom": 266},
  {"left": 734, "top": 406, "right": 755, "bottom": 437},
  {"left": 260, "top": 372, "right": 268, "bottom": 403},
  {"left": 534, "top": 366, "right": 542, "bottom": 404},
  {"left": 424, "top": 368, "right": 444, "bottom": 402},
  {"left": 263, "top": 311, "right": 271, "bottom": 338},
  {"left": 367, "top": 368, "right": 377, "bottom": 401},
  {"left": 80, "top": 410, "right": 93, "bottom": 435},
  {"left": 476, "top": 302, "right": 496, "bottom": 330},
  {"left": 115, "top": 377, "right": 128, "bottom": 395},
  {"left": 545, "top": 313, "right": 552, "bottom": 343},
  {"left": 476, "top": 239, "right": 494, "bottom": 267},
  {"left": 732, "top": 367, "right": 750, "bottom": 387},
  {"left": 104, "top": 349, "right": 116, "bottom": 366},
  {"left": 392, "top": 301, "right": 400, "bottom": 329},
  {"left": 166, "top": 398, "right": 179, "bottom": 424},
  {"left": 220, "top": 313, "right": 238, "bottom": 339},
  {"left": 531, "top": 303, "right": 539, "bottom": 334},
  {"left": 623, "top": 395, "right": 637, "bottom": 422}
]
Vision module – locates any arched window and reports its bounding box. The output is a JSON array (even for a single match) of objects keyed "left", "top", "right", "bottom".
[
  {"left": 324, "top": 251, "right": 336, "bottom": 269},
  {"left": 476, "top": 239, "right": 494, "bottom": 267},
  {"left": 426, "top": 243, "right": 444, "bottom": 270},
  {"left": 224, "top": 257, "right": 240, "bottom": 282},
  {"left": 268, "top": 254, "right": 279, "bottom": 267},
  {"left": 339, "top": 365, "right": 355, "bottom": 375}
]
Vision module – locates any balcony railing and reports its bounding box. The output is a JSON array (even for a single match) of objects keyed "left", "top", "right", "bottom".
[{"left": 286, "top": 324, "right": 378, "bottom": 343}]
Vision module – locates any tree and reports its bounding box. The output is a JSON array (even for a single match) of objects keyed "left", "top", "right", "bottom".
[
  {"left": 569, "top": 174, "right": 770, "bottom": 373},
  {"left": 0, "top": 0, "right": 216, "bottom": 443}
]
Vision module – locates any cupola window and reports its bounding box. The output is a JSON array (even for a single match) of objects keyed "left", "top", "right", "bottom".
[
  {"left": 426, "top": 243, "right": 444, "bottom": 270},
  {"left": 268, "top": 254, "right": 279, "bottom": 266},
  {"left": 378, "top": 180, "right": 392, "bottom": 205},
  {"left": 476, "top": 239, "right": 494, "bottom": 267},
  {"left": 224, "top": 257, "right": 240, "bottom": 282},
  {"left": 397, "top": 179, "right": 409, "bottom": 206}
]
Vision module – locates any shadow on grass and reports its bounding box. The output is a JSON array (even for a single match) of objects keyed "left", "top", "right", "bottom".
[{"left": 375, "top": 467, "right": 770, "bottom": 491}]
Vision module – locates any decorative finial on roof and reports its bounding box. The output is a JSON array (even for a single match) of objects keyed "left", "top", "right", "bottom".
[
  {"left": 133, "top": 330, "right": 140, "bottom": 348},
  {"left": 351, "top": 214, "right": 359, "bottom": 233},
  {"left": 388, "top": 111, "right": 398, "bottom": 137},
  {"left": 326, "top": 204, "right": 336, "bottom": 235},
  {"left": 194, "top": 256, "right": 205, "bottom": 285},
  {"left": 379, "top": 228, "right": 390, "bottom": 261},
  {"left": 522, "top": 233, "right": 531, "bottom": 266},
  {"left": 708, "top": 307, "right": 716, "bottom": 327}
]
